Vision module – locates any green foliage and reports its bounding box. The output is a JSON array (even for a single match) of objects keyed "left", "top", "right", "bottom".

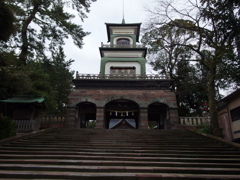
[
  {"left": 143, "top": 0, "right": 239, "bottom": 135},
  {"left": 196, "top": 124, "right": 212, "bottom": 134},
  {"left": 0, "top": 0, "right": 95, "bottom": 115},
  {"left": 148, "top": 121, "right": 157, "bottom": 129},
  {"left": 196, "top": 123, "right": 223, "bottom": 138},
  {"left": 0, "top": 114, "right": 16, "bottom": 140},
  {"left": 87, "top": 120, "right": 96, "bottom": 129},
  {"left": 141, "top": 19, "right": 208, "bottom": 116},
  {"left": 200, "top": 0, "right": 240, "bottom": 88},
  {"left": 2, "top": 0, "right": 95, "bottom": 64},
  {"left": 24, "top": 47, "right": 74, "bottom": 115},
  {"left": 26, "top": 61, "right": 58, "bottom": 113},
  {"left": 0, "top": 1, "right": 16, "bottom": 42},
  {"left": 42, "top": 46, "right": 74, "bottom": 115},
  {"left": 0, "top": 52, "right": 32, "bottom": 99}
]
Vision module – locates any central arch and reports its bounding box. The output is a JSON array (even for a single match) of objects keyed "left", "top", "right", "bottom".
[{"left": 105, "top": 99, "right": 139, "bottom": 129}]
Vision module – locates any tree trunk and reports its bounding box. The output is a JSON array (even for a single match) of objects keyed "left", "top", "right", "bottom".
[
  {"left": 208, "top": 71, "right": 221, "bottom": 136},
  {"left": 235, "top": 35, "right": 240, "bottom": 62},
  {"left": 18, "top": 2, "right": 42, "bottom": 64}
]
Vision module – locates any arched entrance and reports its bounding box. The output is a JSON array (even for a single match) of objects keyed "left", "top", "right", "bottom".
[
  {"left": 148, "top": 103, "right": 169, "bottom": 129},
  {"left": 77, "top": 102, "right": 96, "bottom": 128},
  {"left": 105, "top": 99, "right": 139, "bottom": 129}
]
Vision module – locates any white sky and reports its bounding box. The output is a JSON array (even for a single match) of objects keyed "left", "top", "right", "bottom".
[{"left": 64, "top": 0, "right": 152, "bottom": 75}]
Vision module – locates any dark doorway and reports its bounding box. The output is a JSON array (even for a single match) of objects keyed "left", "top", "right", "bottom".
[
  {"left": 105, "top": 99, "right": 139, "bottom": 129},
  {"left": 77, "top": 102, "right": 96, "bottom": 128},
  {"left": 148, "top": 103, "right": 168, "bottom": 129}
]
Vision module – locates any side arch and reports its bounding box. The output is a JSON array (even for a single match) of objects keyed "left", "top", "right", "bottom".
[
  {"left": 148, "top": 102, "right": 169, "bottom": 129},
  {"left": 76, "top": 102, "right": 96, "bottom": 128}
]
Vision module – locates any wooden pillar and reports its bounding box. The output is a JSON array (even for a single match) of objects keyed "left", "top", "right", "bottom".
[
  {"left": 139, "top": 108, "right": 148, "bottom": 129},
  {"left": 96, "top": 107, "right": 105, "bottom": 129}
]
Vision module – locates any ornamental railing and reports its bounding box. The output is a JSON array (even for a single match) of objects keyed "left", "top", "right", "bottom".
[
  {"left": 101, "top": 43, "right": 145, "bottom": 48},
  {"left": 75, "top": 73, "right": 170, "bottom": 80},
  {"left": 179, "top": 117, "right": 210, "bottom": 126}
]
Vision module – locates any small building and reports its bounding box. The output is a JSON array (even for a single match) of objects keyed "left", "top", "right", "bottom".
[
  {"left": 66, "top": 20, "right": 179, "bottom": 129},
  {"left": 0, "top": 95, "right": 45, "bottom": 132},
  {"left": 218, "top": 89, "right": 240, "bottom": 142}
]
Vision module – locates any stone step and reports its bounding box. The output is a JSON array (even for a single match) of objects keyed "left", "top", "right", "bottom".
[
  {"left": 1, "top": 154, "right": 240, "bottom": 163},
  {"left": 1, "top": 150, "right": 240, "bottom": 158},
  {"left": 1, "top": 159, "right": 240, "bottom": 168},
  {"left": 1, "top": 164, "right": 240, "bottom": 175},
  {"left": 1, "top": 170, "right": 240, "bottom": 179},
  {"left": 0, "top": 148, "right": 238, "bottom": 154},
  {"left": 0, "top": 128, "right": 240, "bottom": 179}
]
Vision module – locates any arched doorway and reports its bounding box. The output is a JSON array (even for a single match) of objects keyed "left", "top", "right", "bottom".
[
  {"left": 148, "top": 103, "right": 169, "bottom": 129},
  {"left": 77, "top": 102, "right": 96, "bottom": 128},
  {"left": 105, "top": 99, "right": 139, "bottom": 129}
]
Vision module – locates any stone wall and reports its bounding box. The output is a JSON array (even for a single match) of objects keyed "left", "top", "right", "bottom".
[{"left": 66, "top": 88, "right": 178, "bottom": 129}]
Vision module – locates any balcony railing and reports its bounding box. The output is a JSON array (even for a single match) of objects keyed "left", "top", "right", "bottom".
[
  {"left": 101, "top": 43, "right": 145, "bottom": 48},
  {"left": 75, "top": 73, "right": 170, "bottom": 80}
]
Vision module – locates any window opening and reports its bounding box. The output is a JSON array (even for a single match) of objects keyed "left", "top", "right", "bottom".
[
  {"left": 110, "top": 66, "right": 136, "bottom": 75},
  {"left": 117, "top": 38, "right": 130, "bottom": 46}
]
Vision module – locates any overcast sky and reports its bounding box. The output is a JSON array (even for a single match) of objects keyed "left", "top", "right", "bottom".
[{"left": 64, "top": 0, "right": 151, "bottom": 75}]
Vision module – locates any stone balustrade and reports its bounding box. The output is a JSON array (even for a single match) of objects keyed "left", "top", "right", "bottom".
[
  {"left": 101, "top": 43, "right": 145, "bottom": 48},
  {"left": 75, "top": 73, "right": 170, "bottom": 80},
  {"left": 36, "top": 116, "right": 66, "bottom": 123},
  {"left": 13, "top": 120, "right": 40, "bottom": 132},
  {"left": 179, "top": 117, "right": 210, "bottom": 126}
]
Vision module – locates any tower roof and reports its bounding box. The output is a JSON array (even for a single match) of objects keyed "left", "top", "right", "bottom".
[{"left": 105, "top": 23, "right": 142, "bottom": 42}]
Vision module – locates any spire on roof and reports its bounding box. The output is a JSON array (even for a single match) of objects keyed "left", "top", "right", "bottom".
[{"left": 122, "top": 0, "right": 125, "bottom": 24}]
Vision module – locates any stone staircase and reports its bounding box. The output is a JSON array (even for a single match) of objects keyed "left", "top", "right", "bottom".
[{"left": 0, "top": 128, "right": 240, "bottom": 179}]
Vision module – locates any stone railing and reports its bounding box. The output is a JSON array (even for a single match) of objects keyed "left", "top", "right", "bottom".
[
  {"left": 179, "top": 117, "right": 210, "bottom": 126},
  {"left": 13, "top": 120, "right": 40, "bottom": 132},
  {"left": 36, "top": 116, "right": 66, "bottom": 124},
  {"left": 75, "top": 73, "right": 170, "bottom": 80},
  {"left": 101, "top": 43, "right": 145, "bottom": 48}
]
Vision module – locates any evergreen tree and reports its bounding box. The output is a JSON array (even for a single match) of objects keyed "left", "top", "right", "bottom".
[
  {"left": 2, "top": 0, "right": 96, "bottom": 64},
  {"left": 0, "top": 0, "right": 96, "bottom": 115},
  {"left": 0, "top": 0, "right": 15, "bottom": 42}
]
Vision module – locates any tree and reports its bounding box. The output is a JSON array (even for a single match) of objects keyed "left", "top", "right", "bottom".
[
  {"left": 18, "top": 46, "right": 74, "bottom": 115},
  {"left": 2, "top": 0, "right": 96, "bottom": 64},
  {"left": 0, "top": 0, "right": 15, "bottom": 42},
  {"left": 141, "top": 19, "right": 208, "bottom": 116},
  {"left": 43, "top": 46, "right": 74, "bottom": 114},
  {"left": 200, "top": 0, "right": 240, "bottom": 61},
  {"left": 200, "top": 0, "right": 240, "bottom": 87},
  {"left": 144, "top": 0, "right": 236, "bottom": 136},
  {"left": 0, "top": 52, "right": 32, "bottom": 99},
  {"left": 0, "top": 0, "right": 96, "bottom": 115}
]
